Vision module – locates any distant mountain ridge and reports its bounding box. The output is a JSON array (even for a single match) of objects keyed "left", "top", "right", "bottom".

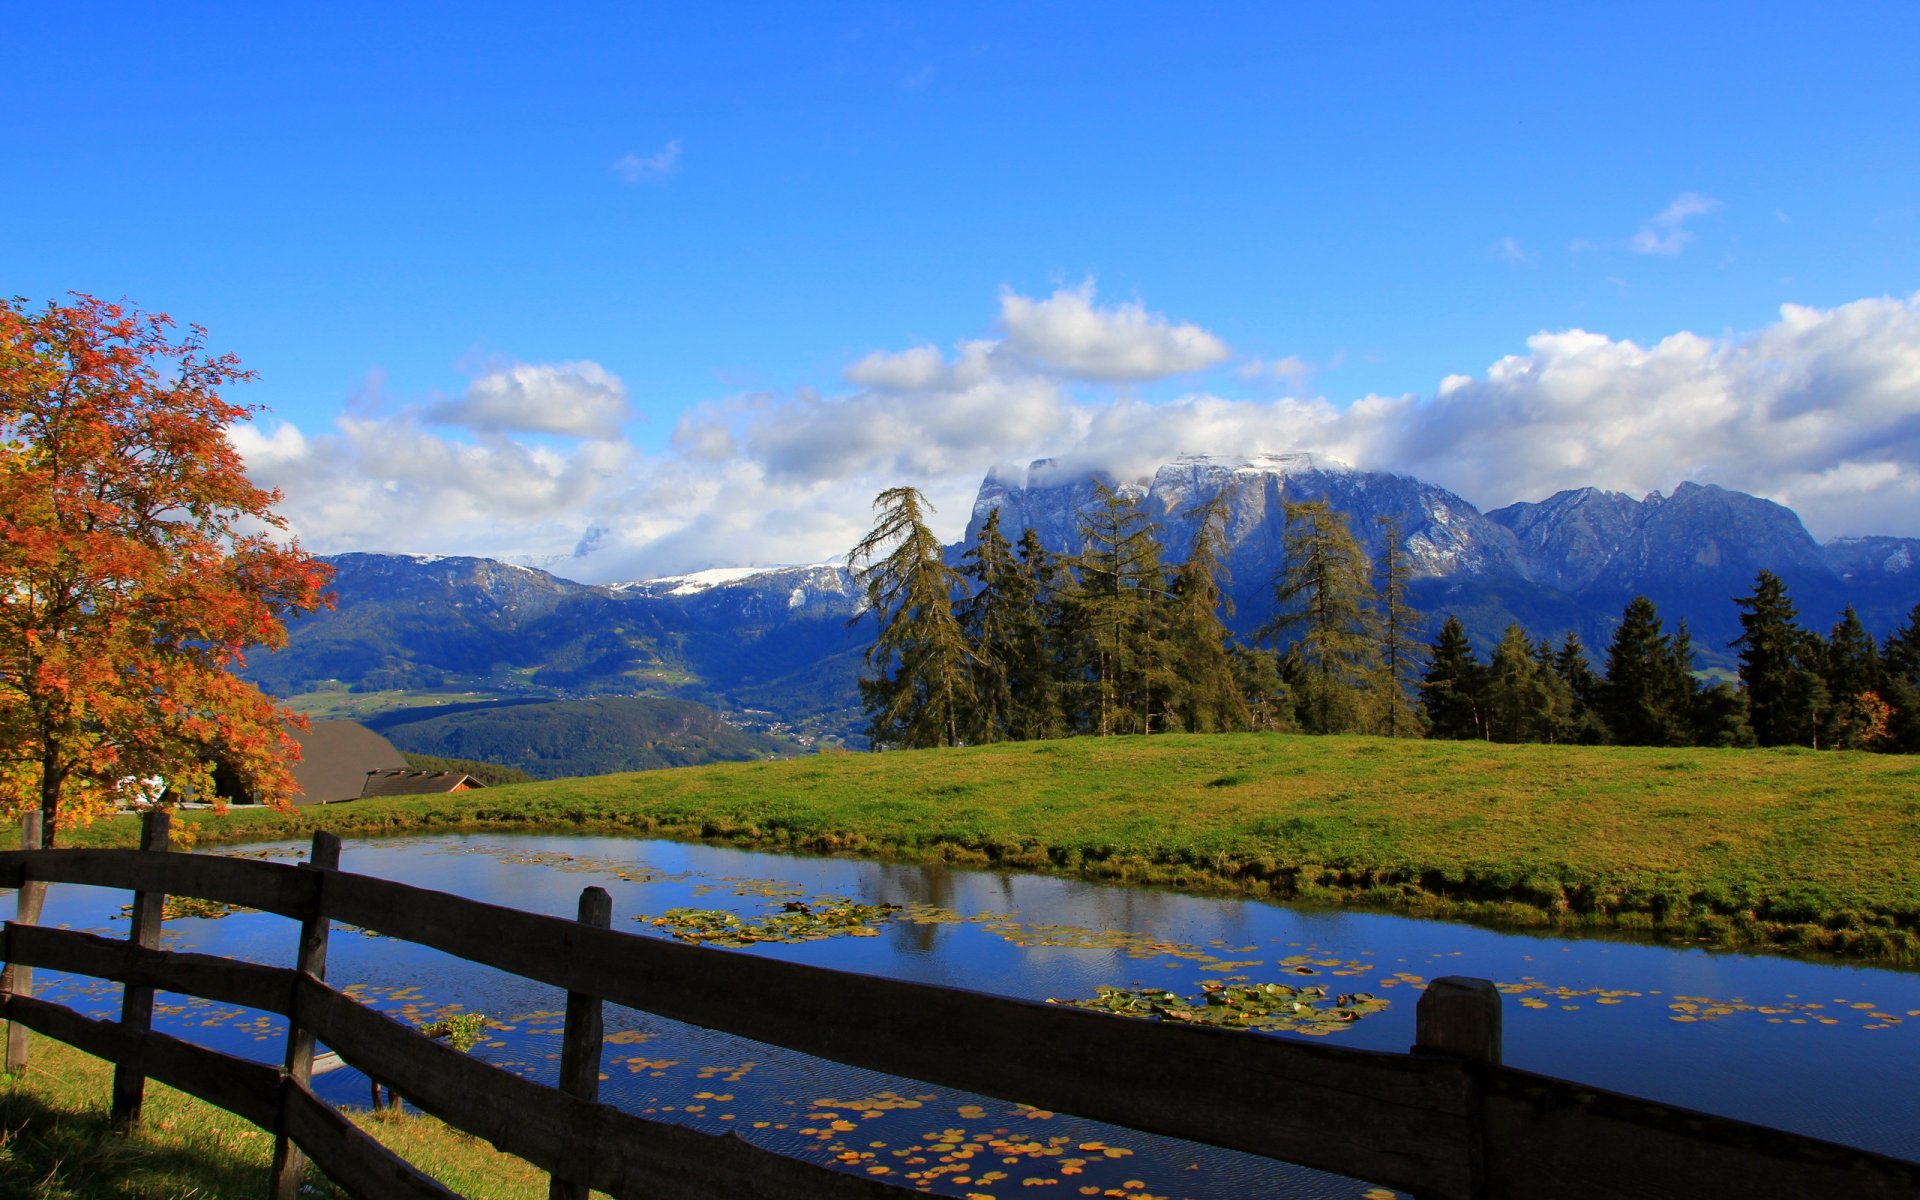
[{"left": 249, "top": 455, "right": 1920, "bottom": 745}]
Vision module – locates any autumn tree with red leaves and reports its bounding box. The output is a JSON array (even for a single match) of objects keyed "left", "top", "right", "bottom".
[{"left": 0, "top": 295, "right": 331, "bottom": 844}]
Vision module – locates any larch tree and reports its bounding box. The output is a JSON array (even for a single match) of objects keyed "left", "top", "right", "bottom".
[
  {"left": 1164, "top": 488, "right": 1247, "bottom": 733},
  {"left": 957, "top": 508, "right": 1040, "bottom": 744},
  {"left": 1261, "top": 499, "right": 1380, "bottom": 734},
  {"left": 0, "top": 295, "right": 331, "bottom": 845},
  {"left": 1370, "top": 516, "right": 1426, "bottom": 737},
  {"left": 847, "top": 486, "right": 973, "bottom": 749},
  {"left": 1070, "top": 481, "right": 1168, "bottom": 735}
]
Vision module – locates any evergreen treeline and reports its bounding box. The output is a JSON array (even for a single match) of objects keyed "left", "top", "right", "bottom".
[
  {"left": 851, "top": 487, "right": 1920, "bottom": 755},
  {"left": 1421, "top": 572, "right": 1920, "bottom": 752},
  {"left": 849, "top": 485, "right": 1434, "bottom": 747}
]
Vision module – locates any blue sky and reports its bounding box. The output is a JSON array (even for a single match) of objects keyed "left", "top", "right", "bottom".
[{"left": 7, "top": 4, "right": 1919, "bottom": 579}]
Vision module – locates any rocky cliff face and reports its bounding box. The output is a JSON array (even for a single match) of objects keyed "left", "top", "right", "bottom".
[{"left": 965, "top": 453, "right": 1533, "bottom": 587}]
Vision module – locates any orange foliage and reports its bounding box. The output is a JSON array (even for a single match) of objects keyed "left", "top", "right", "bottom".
[{"left": 0, "top": 295, "right": 331, "bottom": 844}]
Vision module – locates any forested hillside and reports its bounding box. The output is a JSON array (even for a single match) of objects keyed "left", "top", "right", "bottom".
[{"left": 364, "top": 697, "right": 796, "bottom": 779}]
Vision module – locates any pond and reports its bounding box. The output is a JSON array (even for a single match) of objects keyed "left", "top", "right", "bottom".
[{"left": 8, "top": 832, "right": 1919, "bottom": 1200}]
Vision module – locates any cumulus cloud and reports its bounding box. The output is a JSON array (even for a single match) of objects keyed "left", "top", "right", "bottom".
[
  {"left": 614, "top": 139, "right": 681, "bottom": 184},
  {"left": 1629, "top": 191, "right": 1721, "bottom": 255},
  {"left": 239, "top": 291, "right": 1920, "bottom": 584},
  {"left": 997, "top": 284, "right": 1230, "bottom": 380},
  {"left": 429, "top": 361, "right": 631, "bottom": 440},
  {"left": 1341, "top": 293, "right": 1920, "bottom": 536}
]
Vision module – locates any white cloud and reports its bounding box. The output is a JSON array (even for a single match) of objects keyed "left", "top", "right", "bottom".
[
  {"left": 614, "top": 139, "right": 681, "bottom": 184},
  {"left": 429, "top": 361, "right": 631, "bottom": 440},
  {"left": 239, "top": 291, "right": 1920, "bottom": 584},
  {"left": 1629, "top": 191, "right": 1721, "bottom": 255},
  {"left": 997, "top": 284, "right": 1230, "bottom": 380}
]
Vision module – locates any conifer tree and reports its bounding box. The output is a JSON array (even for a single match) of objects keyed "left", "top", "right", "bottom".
[
  {"left": 1731, "top": 571, "right": 1821, "bottom": 747},
  {"left": 957, "top": 508, "right": 1029, "bottom": 744},
  {"left": 1011, "top": 528, "right": 1079, "bottom": 739},
  {"left": 1482, "top": 624, "right": 1546, "bottom": 743},
  {"left": 1071, "top": 481, "right": 1169, "bottom": 735},
  {"left": 1550, "top": 632, "right": 1609, "bottom": 744},
  {"left": 1420, "top": 615, "right": 1485, "bottom": 739},
  {"left": 848, "top": 487, "right": 973, "bottom": 749},
  {"left": 1600, "top": 596, "right": 1696, "bottom": 746},
  {"left": 1691, "top": 681, "right": 1758, "bottom": 748},
  {"left": 1882, "top": 604, "right": 1920, "bottom": 753},
  {"left": 1371, "top": 516, "right": 1427, "bottom": 737},
  {"left": 1531, "top": 636, "right": 1582, "bottom": 744},
  {"left": 1261, "top": 500, "right": 1380, "bottom": 733},
  {"left": 1230, "top": 645, "right": 1293, "bottom": 732},
  {"left": 1824, "top": 605, "right": 1887, "bottom": 749},
  {"left": 1885, "top": 603, "right": 1920, "bottom": 687},
  {"left": 1164, "top": 489, "right": 1248, "bottom": 732}
]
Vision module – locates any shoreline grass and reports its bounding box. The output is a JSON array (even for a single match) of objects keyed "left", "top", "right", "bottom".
[
  {"left": 50, "top": 733, "right": 1920, "bottom": 966},
  {"left": 0, "top": 1034, "right": 566, "bottom": 1199}
]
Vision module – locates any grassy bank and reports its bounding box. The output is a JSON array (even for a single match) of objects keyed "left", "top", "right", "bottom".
[
  {"left": 56, "top": 733, "right": 1920, "bottom": 964},
  {"left": 0, "top": 1033, "right": 567, "bottom": 1199}
]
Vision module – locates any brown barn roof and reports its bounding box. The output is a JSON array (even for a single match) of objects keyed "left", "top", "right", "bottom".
[
  {"left": 359, "top": 769, "right": 486, "bottom": 798},
  {"left": 289, "top": 721, "right": 407, "bottom": 805}
]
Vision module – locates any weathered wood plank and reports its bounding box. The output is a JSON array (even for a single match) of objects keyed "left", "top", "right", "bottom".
[
  {"left": 280, "top": 1082, "right": 461, "bottom": 1200},
  {"left": 111, "top": 811, "right": 171, "bottom": 1132},
  {"left": 0, "top": 924, "right": 294, "bottom": 1014},
  {"left": 273, "top": 830, "right": 342, "bottom": 1200},
  {"left": 550, "top": 885, "right": 611, "bottom": 1200},
  {"left": 2, "top": 812, "right": 46, "bottom": 1074},
  {"left": 1480, "top": 1064, "right": 1920, "bottom": 1200},
  {"left": 0, "top": 849, "right": 318, "bottom": 917},
  {"left": 322, "top": 868, "right": 1475, "bottom": 1197},
  {"left": 296, "top": 975, "right": 956, "bottom": 1200},
  {"left": 1, "top": 992, "right": 281, "bottom": 1129}
]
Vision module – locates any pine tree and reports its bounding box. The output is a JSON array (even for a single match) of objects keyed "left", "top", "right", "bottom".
[
  {"left": 1420, "top": 615, "right": 1485, "bottom": 739},
  {"left": 1882, "top": 604, "right": 1920, "bottom": 753},
  {"left": 957, "top": 508, "right": 1032, "bottom": 744},
  {"left": 1071, "top": 481, "right": 1169, "bottom": 735},
  {"left": 1164, "top": 489, "right": 1248, "bottom": 733},
  {"left": 1885, "top": 603, "right": 1920, "bottom": 687},
  {"left": 1261, "top": 500, "right": 1380, "bottom": 734},
  {"left": 1531, "top": 637, "right": 1581, "bottom": 744},
  {"left": 1600, "top": 596, "right": 1695, "bottom": 746},
  {"left": 1824, "top": 605, "right": 1887, "bottom": 750},
  {"left": 1550, "top": 632, "right": 1609, "bottom": 743},
  {"left": 1371, "top": 516, "right": 1427, "bottom": 737},
  {"left": 1482, "top": 624, "right": 1546, "bottom": 743},
  {"left": 847, "top": 487, "right": 973, "bottom": 749},
  {"left": 1011, "top": 528, "right": 1068, "bottom": 740},
  {"left": 1692, "top": 681, "right": 1758, "bottom": 748},
  {"left": 1731, "top": 571, "right": 1820, "bottom": 747},
  {"left": 1230, "top": 644, "right": 1293, "bottom": 732}
]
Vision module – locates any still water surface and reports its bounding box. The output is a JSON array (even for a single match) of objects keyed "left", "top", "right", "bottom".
[{"left": 10, "top": 833, "right": 1918, "bottom": 1199}]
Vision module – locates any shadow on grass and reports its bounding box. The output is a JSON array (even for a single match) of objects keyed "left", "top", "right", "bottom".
[{"left": 0, "top": 1073, "right": 277, "bottom": 1200}]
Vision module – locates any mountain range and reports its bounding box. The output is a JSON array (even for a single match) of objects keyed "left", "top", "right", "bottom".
[{"left": 246, "top": 454, "right": 1920, "bottom": 747}]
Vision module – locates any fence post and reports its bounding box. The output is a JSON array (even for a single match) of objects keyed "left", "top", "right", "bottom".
[
  {"left": 2, "top": 811, "right": 47, "bottom": 1075},
  {"left": 109, "top": 809, "right": 172, "bottom": 1132},
  {"left": 271, "top": 829, "right": 341, "bottom": 1200},
  {"left": 549, "top": 885, "right": 611, "bottom": 1200},
  {"left": 1411, "top": 976, "right": 1500, "bottom": 1200}
]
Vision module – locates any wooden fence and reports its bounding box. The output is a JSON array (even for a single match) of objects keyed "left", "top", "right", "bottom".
[{"left": 1, "top": 810, "right": 1917, "bottom": 1200}]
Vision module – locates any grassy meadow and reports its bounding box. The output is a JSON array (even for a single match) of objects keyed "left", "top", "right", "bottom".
[
  {"left": 52, "top": 733, "right": 1920, "bottom": 964},
  {"left": 0, "top": 1034, "right": 576, "bottom": 1200}
]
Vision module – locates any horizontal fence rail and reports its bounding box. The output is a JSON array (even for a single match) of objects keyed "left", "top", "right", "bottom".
[{"left": 0, "top": 816, "right": 1916, "bottom": 1200}]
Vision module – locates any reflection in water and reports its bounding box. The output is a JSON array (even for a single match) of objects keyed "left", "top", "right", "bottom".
[{"left": 6, "top": 832, "right": 1919, "bottom": 1199}]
